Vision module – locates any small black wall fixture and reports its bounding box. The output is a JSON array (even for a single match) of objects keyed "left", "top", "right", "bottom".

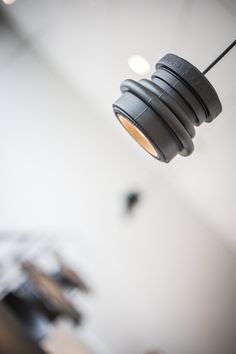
[{"left": 113, "top": 40, "right": 236, "bottom": 163}]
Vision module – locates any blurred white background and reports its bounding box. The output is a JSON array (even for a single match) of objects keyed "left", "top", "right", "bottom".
[{"left": 0, "top": 1, "right": 236, "bottom": 354}]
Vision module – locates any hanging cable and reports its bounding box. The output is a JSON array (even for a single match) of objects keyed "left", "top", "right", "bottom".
[{"left": 203, "top": 39, "right": 236, "bottom": 75}]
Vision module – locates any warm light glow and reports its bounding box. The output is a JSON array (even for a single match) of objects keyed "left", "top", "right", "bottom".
[
  {"left": 117, "top": 113, "right": 158, "bottom": 157},
  {"left": 128, "top": 55, "right": 151, "bottom": 75},
  {"left": 2, "top": 0, "right": 16, "bottom": 4}
]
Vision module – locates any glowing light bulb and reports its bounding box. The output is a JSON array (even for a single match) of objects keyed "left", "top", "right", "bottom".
[
  {"left": 128, "top": 55, "right": 151, "bottom": 75},
  {"left": 117, "top": 113, "right": 158, "bottom": 157},
  {"left": 2, "top": 0, "right": 16, "bottom": 4}
]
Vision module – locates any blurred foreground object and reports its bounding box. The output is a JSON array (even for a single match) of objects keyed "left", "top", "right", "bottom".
[
  {"left": 0, "top": 302, "right": 46, "bottom": 354},
  {"left": 22, "top": 262, "right": 82, "bottom": 324},
  {"left": 53, "top": 253, "right": 90, "bottom": 292},
  {"left": 3, "top": 290, "right": 49, "bottom": 341},
  {"left": 42, "top": 322, "right": 93, "bottom": 354}
]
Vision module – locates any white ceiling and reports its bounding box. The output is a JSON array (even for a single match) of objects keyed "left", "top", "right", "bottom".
[{"left": 0, "top": 1, "right": 236, "bottom": 354}]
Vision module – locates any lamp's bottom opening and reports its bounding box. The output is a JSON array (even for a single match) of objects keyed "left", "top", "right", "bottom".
[{"left": 117, "top": 113, "right": 158, "bottom": 158}]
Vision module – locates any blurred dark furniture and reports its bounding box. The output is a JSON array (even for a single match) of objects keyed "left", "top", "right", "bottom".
[{"left": 0, "top": 303, "right": 46, "bottom": 354}]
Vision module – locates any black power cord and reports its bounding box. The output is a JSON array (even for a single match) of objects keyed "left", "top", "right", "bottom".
[{"left": 203, "top": 39, "right": 236, "bottom": 75}]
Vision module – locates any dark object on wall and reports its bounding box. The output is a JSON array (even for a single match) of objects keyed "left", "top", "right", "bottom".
[
  {"left": 0, "top": 303, "right": 46, "bottom": 354},
  {"left": 125, "top": 192, "right": 140, "bottom": 213},
  {"left": 113, "top": 53, "right": 222, "bottom": 162},
  {"left": 22, "top": 262, "right": 82, "bottom": 325}
]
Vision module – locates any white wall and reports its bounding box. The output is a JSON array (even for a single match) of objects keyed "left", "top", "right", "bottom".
[
  {"left": 3, "top": 0, "right": 236, "bottom": 248},
  {"left": 0, "top": 22, "right": 236, "bottom": 354}
]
